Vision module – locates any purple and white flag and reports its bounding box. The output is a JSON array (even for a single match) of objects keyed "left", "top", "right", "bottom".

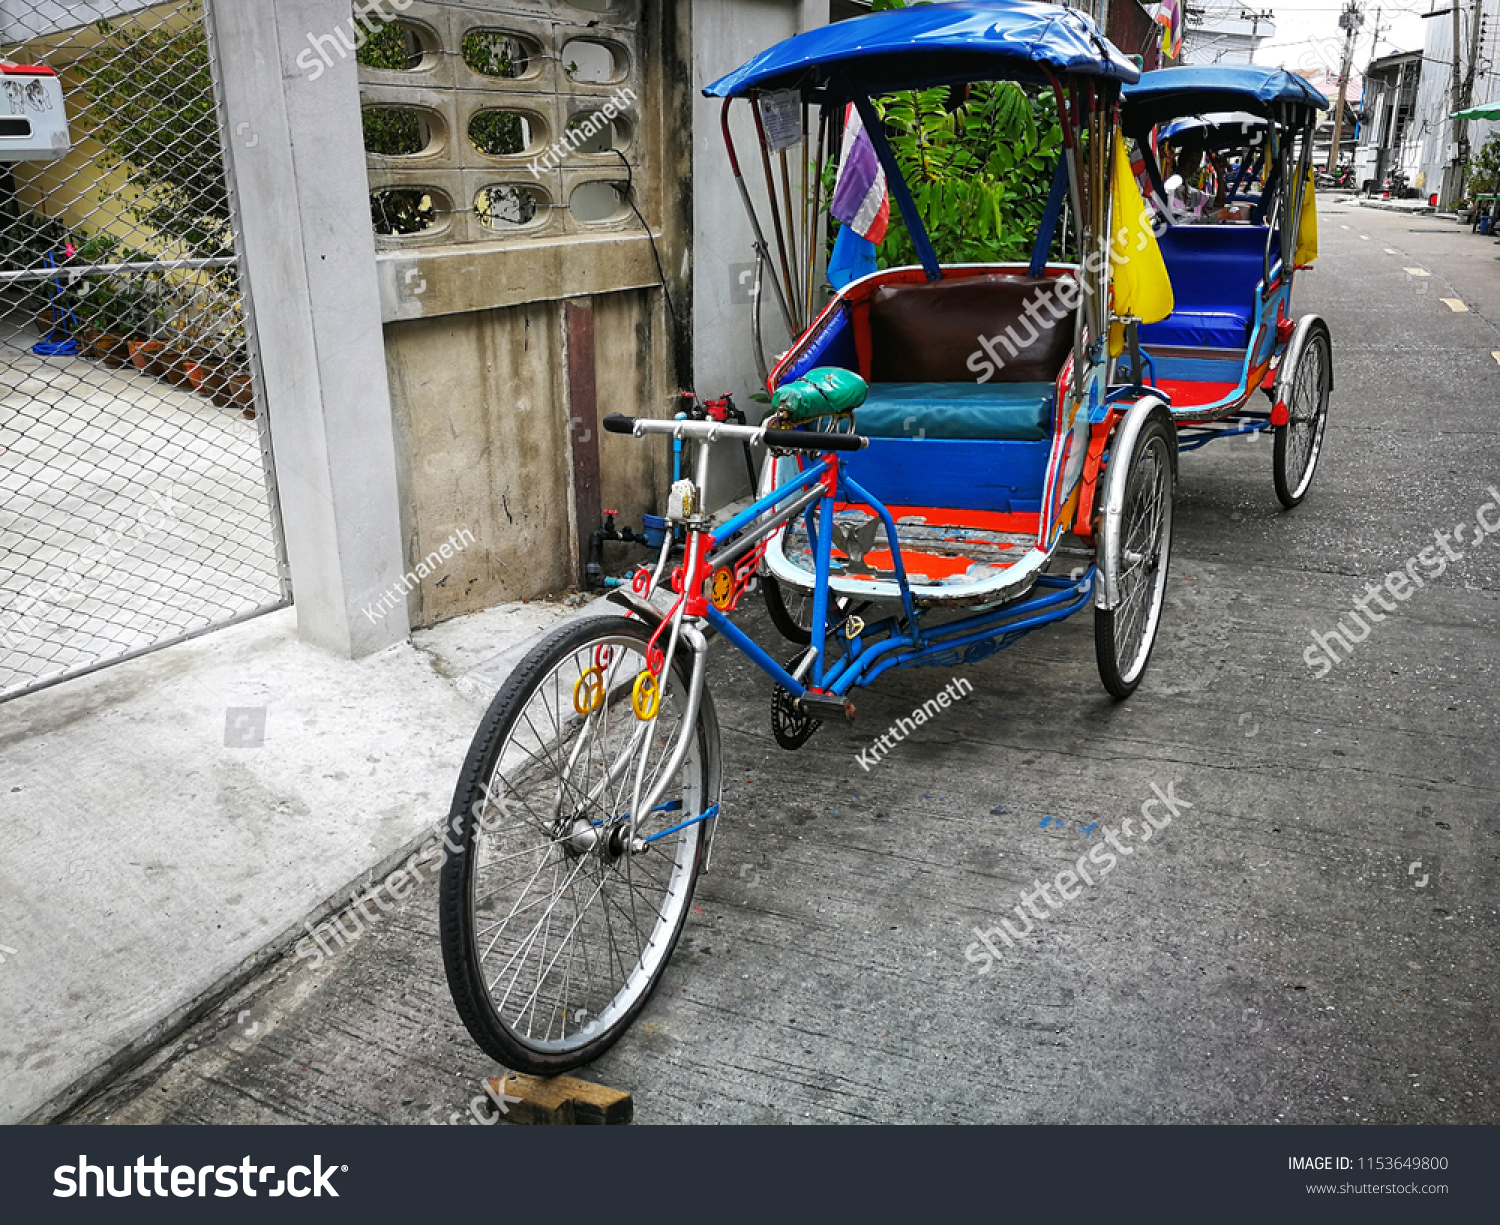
[{"left": 829, "top": 104, "right": 890, "bottom": 244}]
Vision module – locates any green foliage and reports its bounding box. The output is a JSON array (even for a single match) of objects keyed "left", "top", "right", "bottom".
[
  {"left": 77, "top": 21, "right": 232, "bottom": 270},
  {"left": 364, "top": 108, "right": 424, "bottom": 156},
  {"left": 872, "top": 81, "right": 1063, "bottom": 268},
  {"left": 470, "top": 112, "right": 527, "bottom": 157},
  {"left": 1470, "top": 134, "right": 1500, "bottom": 198},
  {"left": 863, "top": 0, "right": 1064, "bottom": 268},
  {"left": 356, "top": 18, "right": 415, "bottom": 70},
  {"left": 462, "top": 32, "right": 526, "bottom": 79},
  {"left": 71, "top": 234, "right": 164, "bottom": 336}
]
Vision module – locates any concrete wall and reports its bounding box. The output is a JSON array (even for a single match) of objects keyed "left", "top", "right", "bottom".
[{"left": 365, "top": 0, "right": 693, "bottom": 626}]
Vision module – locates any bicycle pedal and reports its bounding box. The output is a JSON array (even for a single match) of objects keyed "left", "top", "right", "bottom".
[{"left": 797, "top": 692, "right": 856, "bottom": 723}]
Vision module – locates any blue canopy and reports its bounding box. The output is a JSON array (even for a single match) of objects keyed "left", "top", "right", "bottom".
[
  {"left": 1124, "top": 67, "right": 1328, "bottom": 131},
  {"left": 1158, "top": 111, "right": 1267, "bottom": 141},
  {"left": 703, "top": 1, "right": 1139, "bottom": 100}
]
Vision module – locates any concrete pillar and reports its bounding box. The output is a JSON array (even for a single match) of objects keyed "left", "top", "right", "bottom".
[{"left": 205, "top": 0, "right": 408, "bottom": 657}]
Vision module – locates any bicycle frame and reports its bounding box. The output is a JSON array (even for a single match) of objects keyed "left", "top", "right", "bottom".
[{"left": 609, "top": 421, "right": 1097, "bottom": 835}]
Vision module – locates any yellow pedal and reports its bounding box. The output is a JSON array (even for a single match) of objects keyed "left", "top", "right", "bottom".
[
  {"left": 632, "top": 671, "right": 661, "bottom": 721},
  {"left": 573, "top": 667, "right": 606, "bottom": 716}
]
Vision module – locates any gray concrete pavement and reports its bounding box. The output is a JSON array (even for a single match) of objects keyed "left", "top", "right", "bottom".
[
  {"left": 0, "top": 598, "right": 585, "bottom": 1123},
  {"left": 53, "top": 205, "right": 1500, "bottom": 1124}
]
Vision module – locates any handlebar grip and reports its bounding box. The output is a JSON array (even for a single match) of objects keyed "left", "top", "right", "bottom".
[
  {"left": 600, "top": 412, "right": 867, "bottom": 453},
  {"left": 762, "top": 427, "right": 868, "bottom": 453}
]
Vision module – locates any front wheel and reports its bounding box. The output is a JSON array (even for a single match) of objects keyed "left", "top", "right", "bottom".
[
  {"left": 1273, "top": 319, "right": 1332, "bottom": 508},
  {"left": 1095, "top": 411, "right": 1176, "bottom": 699},
  {"left": 439, "top": 615, "right": 721, "bottom": 1075}
]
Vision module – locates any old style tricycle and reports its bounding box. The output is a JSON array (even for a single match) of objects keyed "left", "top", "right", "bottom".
[{"left": 441, "top": 1, "right": 1180, "bottom": 1074}]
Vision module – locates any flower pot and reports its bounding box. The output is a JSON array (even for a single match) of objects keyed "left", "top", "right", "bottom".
[
  {"left": 155, "top": 344, "right": 196, "bottom": 388},
  {"left": 214, "top": 369, "right": 256, "bottom": 413},
  {"left": 87, "top": 330, "right": 132, "bottom": 367},
  {"left": 183, "top": 357, "right": 219, "bottom": 396},
  {"left": 128, "top": 339, "right": 169, "bottom": 378}
]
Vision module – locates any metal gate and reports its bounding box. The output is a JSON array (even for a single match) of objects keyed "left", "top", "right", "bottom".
[{"left": 0, "top": 0, "right": 287, "bottom": 701}]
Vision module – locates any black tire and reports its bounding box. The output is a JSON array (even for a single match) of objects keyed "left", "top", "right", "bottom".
[
  {"left": 1095, "top": 412, "right": 1176, "bottom": 699},
  {"left": 1273, "top": 320, "right": 1331, "bottom": 509},
  {"left": 762, "top": 575, "right": 815, "bottom": 645},
  {"left": 440, "top": 615, "right": 720, "bottom": 1075}
]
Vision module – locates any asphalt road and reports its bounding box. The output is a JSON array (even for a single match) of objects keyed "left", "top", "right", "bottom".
[{"left": 71, "top": 203, "right": 1500, "bottom": 1125}]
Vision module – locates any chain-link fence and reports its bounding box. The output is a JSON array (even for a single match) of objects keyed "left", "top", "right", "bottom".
[{"left": 0, "top": 0, "right": 286, "bottom": 701}]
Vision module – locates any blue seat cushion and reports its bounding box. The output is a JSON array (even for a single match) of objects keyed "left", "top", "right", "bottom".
[
  {"left": 855, "top": 382, "right": 1054, "bottom": 442},
  {"left": 1139, "top": 310, "right": 1250, "bottom": 349},
  {"left": 1144, "top": 224, "right": 1280, "bottom": 349}
]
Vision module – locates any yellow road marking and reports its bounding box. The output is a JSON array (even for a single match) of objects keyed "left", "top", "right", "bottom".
[
  {"left": 1440, "top": 298, "right": 1468, "bottom": 312},
  {"left": 1404, "top": 267, "right": 1430, "bottom": 276},
  {"left": 1492, "top": 352, "right": 1500, "bottom": 367}
]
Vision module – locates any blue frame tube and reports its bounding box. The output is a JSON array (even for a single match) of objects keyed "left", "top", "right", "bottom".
[
  {"left": 809, "top": 491, "right": 836, "bottom": 687},
  {"left": 705, "top": 606, "right": 805, "bottom": 696},
  {"left": 824, "top": 572, "right": 1092, "bottom": 695},
  {"left": 856, "top": 585, "right": 1094, "bottom": 688},
  {"left": 715, "top": 457, "right": 833, "bottom": 540},
  {"left": 1175, "top": 418, "right": 1271, "bottom": 452},
  {"left": 839, "top": 472, "right": 919, "bottom": 631}
]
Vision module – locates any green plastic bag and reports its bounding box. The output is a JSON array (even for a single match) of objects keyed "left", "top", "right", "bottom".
[{"left": 772, "top": 367, "right": 868, "bottom": 424}]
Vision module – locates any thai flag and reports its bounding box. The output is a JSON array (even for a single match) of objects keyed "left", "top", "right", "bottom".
[
  {"left": 830, "top": 104, "right": 890, "bottom": 245},
  {"left": 1149, "top": 0, "right": 1184, "bottom": 59}
]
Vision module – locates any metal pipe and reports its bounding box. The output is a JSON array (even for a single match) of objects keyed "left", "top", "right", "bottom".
[
  {"left": 705, "top": 482, "right": 826, "bottom": 570},
  {"left": 804, "top": 103, "right": 828, "bottom": 325},
  {"left": 0, "top": 256, "right": 238, "bottom": 284},
  {"left": 752, "top": 96, "right": 799, "bottom": 331},
  {"left": 721, "top": 98, "right": 796, "bottom": 336}
]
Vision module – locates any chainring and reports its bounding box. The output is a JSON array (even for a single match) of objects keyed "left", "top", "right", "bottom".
[{"left": 771, "top": 655, "right": 822, "bottom": 750}]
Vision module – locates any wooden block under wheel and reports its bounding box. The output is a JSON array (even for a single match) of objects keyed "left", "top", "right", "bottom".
[{"left": 485, "top": 1074, "right": 634, "bottom": 1126}]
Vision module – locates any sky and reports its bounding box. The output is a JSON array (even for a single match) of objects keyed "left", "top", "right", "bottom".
[{"left": 1252, "top": 0, "right": 1430, "bottom": 75}]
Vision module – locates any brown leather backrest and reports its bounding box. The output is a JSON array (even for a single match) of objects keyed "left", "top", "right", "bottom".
[{"left": 868, "top": 275, "right": 1075, "bottom": 384}]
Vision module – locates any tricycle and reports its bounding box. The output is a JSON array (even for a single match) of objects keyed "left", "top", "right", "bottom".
[
  {"left": 1121, "top": 66, "right": 1333, "bottom": 507},
  {"left": 440, "top": 0, "right": 1179, "bottom": 1074}
]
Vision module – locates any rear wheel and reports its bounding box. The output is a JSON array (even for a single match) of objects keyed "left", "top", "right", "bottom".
[
  {"left": 1095, "top": 413, "right": 1176, "bottom": 699},
  {"left": 762, "top": 575, "right": 851, "bottom": 647},
  {"left": 439, "top": 615, "right": 720, "bottom": 1075},
  {"left": 762, "top": 576, "right": 815, "bottom": 645},
  {"left": 1273, "top": 320, "right": 1331, "bottom": 508}
]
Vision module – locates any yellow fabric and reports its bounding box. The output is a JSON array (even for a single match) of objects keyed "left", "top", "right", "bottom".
[
  {"left": 1108, "top": 131, "right": 1174, "bottom": 357},
  {"left": 1295, "top": 163, "right": 1319, "bottom": 265}
]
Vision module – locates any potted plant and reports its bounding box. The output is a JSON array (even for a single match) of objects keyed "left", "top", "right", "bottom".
[{"left": 72, "top": 235, "right": 157, "bottom": 367}]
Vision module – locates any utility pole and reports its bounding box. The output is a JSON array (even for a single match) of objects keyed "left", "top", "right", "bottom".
[
  {"left": 1328, "top": 1, "right": 1365, "bottom": 172},
  {"left": 1461, "top": 0, "right": 1484, "bottom": 173},
  {"left": 1367, "top": 6, "right": 1386, "bottom": 61},
  {"left": 1449, "top": 0, "right": 1465, "bottom": 201}
]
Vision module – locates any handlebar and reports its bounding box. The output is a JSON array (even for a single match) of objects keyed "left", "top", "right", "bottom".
[{"left": 603, "top": 413, "right": 868, "bottom": 454}]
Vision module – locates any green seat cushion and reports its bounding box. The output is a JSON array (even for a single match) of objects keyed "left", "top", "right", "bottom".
[{"left": 855, "top": 382, "right": 1055, "bottom": 442}]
